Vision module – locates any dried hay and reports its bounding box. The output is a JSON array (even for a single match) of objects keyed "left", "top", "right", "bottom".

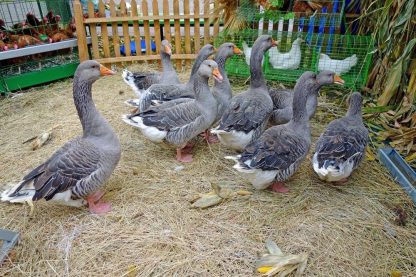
[{"left": 0, "top": 64, "right": 415, "bottom": 276}]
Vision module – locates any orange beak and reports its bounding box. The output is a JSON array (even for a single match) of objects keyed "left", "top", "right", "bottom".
[
  {"left": 213, "top": 47, "right": 217, "bottom": 52},
  {"left": 164, "top": 44, "right": 172, "bottom": 55},
  {"left": 100, "top": 65, "right": 115, "bottom": 76},
  {"left": 334, "top": 75, "right": 345, "bottom": 85},
  {"left": 212, "top": 68, "right": 223, "bottom": 82},
  {"left": 233, "top": 47, "right": 242, "bottom": 55},
  {"left": 271, "top": 39, "right": 279, "bottom": 47}
]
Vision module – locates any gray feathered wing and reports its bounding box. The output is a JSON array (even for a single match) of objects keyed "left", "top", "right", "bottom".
[
  {"left": 315, "top": 120, "right": 368, "bottom": 169},
  {"left": 218, "top": 93, "right": 272, "bottom": 133},
  {"left": 239, "top": 128, "right": 309, "bottom": 171},
  {"left": 10, "top": 138, "right": 101, "bottom": 201}
]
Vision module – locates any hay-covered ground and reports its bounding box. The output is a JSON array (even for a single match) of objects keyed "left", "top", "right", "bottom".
[{"left": 0, "top": 64, "right": 415, "bottom": 276}]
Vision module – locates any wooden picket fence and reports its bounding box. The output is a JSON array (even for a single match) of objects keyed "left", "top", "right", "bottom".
[{"left": 73, "top": 0, "right": 220, "bottom": 70}]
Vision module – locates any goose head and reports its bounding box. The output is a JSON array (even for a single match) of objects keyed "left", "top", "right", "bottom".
[
  {"left": 161, "top": 39, "right": 172, "bottom": 55},
  {"left": 75, "top": 60, "right": 115, "bottom": 83},
  {"left": 316, "top": 70, "right": 345, "bottom": 86},
  {"left": 346, "top": 92, "right": 363, "bottom": 117},
  {"left": 217, "top": 42, "right": 242, "bottom": 59},
  {"left": 198, "top": 44, "right": 216, "bottom": 58},
  {"left": 253, "top": 35, "right": 279, "bottom": 53},
  {"left": 199, "top": 60, "right": 223, "bottom": 83}
]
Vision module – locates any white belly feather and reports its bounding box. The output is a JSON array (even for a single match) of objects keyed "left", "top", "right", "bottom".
[
  {"left": 212, "top": 128, "right": 254, "bottom": 151},
  {"left": 225, "top": 156, "right": 277, "bottom": 190},
  {"left": 312, "top": 153, "right": 355, "bottom": 182},
  {"left": 122, "top": 115, "right": 167, "bottom": 142}
]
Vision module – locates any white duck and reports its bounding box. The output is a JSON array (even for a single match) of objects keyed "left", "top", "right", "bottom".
[
  {"left": 318, "top": 53, "right": 358, "bottom": 75},
  {"left": 269, "top": 38, "right": 304, "bottom": 70},
  {"left": 312, "top": 92, "right": 368, "bottom": 184},
  {"left": 242, "top": 41, "right": 264, "bottom": 67},
  {"left": 1, "top": 61, "right": 120, "bottom": 214}
]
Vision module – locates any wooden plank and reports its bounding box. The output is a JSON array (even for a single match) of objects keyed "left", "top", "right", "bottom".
[
  {"left": 152, "top": 0, "right": 161, "bottom": 53},
  {"left": 98, "top": 0, "right": 110, "bottom": 58},
  {"left": 213, "top": 1, "right": 219, "bottom": 38},
  {"left": 142, "top": 0, "right": 151, "bottom": 55},
  {"left": 87, "top": 2, "right": 100, "bottom": 59},
  {"left": 173, "top": 0, "right": 181, "bottom": 70},
  {"left": 109, "top": 0, "right": 120, "bottom": 57},
  {"left": 73, "top": 0, "right": 88, "bottom": 61},
  {"left": 163, "top": 0, "right": 171, "bottom": 41},
  {"left": 184, "top": 0, "right": 191, "bottom": 67},
  {"left": 193, "top": 0, "right": 200, "bottom": 51},
  {"left": 131, "top": 0, "right": 142, "bottom": 56},
  {"left": 203, "top": 0, "right": 210, "bottom": 44},
  {"left": 84, "top": 14, "right": 219, "bottom": 23},
  {"left": 120, "top": 0, "right": 131, "bottom": 56},
  {"left": 95, "top": 54, "right": 197, "bottom": 64}
]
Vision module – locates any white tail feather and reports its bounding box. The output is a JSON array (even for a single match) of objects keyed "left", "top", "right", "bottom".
[
  {"left": 124, "top": 99, "right": 140, "bottom": 107},
  {"left": 1, "top": 181, "right": 35, "bottom": 203}
]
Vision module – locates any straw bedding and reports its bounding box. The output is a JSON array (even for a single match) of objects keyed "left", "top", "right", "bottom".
[{"left": 0, "top": 64, "right": 415, "bottom": 276}]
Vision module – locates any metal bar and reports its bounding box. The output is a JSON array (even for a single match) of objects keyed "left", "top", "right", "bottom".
[
  {"left": 0, "top": 38, "right": 92, "bottom": 61},
  {"left": 0, "top": 229, "right": 20, "bottom": 264},
  {"left": 378, "top": 147, "right": 416, "bottom": 205}
]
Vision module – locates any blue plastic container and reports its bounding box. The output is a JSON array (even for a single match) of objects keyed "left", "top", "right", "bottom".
[{"left": 120, "top": 40, "right": 157, "bottom": 56}]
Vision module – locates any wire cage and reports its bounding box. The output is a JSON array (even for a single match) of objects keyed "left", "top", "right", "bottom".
[
  {"left": 0, "top": 0, "right": 78, "bottom": 94},
  {"left": 214, "top": 29, "right": 271, "bottom": 78},
  {"left": 216, "top": 29, "right": 374, "bottom": 89},
  {"left": 240, "top": 0, "right": 346, "bottom": 33}
]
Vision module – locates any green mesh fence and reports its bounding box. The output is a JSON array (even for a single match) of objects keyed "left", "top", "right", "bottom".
[
  {"left": 239, "top": 0, "right": 345, "bottom": 30},
  {"left": 0, "top": 0, "right": 76, "bottom": 93},
  {"left": 215, "top": 29, "right": 374, "bottom": 90}
]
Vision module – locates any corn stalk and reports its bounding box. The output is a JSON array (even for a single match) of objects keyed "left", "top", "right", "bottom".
[{"left": 356, "top": 0, "right": 416, "bottom": 167}]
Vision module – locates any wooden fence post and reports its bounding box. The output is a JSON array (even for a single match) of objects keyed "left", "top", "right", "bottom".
[{"left": 73, "top": 0, "right": 89, "bottom": 61}]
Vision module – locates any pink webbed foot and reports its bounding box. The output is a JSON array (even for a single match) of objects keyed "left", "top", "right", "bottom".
[
  {"left": 270, "top": 182, "right": 289, "bottom": 193},
  {"left": 176, "top": 148, "right": 193, "bottom": 163},
  {"left": 88, "top": 202, "right": 112, "bottom": 214},
  {"left": 207, "top": 134, "right": 219, "bottom": 144},
  {"left": 87, "top": 192, "right": 112, "bottom": 215},
  {"left": 200, "top": 130, "right": 219, "bottom": 144}
]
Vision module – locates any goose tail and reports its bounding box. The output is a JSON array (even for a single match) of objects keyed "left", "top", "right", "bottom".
[{"left": 1, "top": 181, "right": 35, "bottom": 203}]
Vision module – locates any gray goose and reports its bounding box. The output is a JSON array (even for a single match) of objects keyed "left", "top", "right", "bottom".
[
  {"left": 269, "top": 70, "right": 345, "bottom": 125},
  {"left": 149, "top": 42, "right": 243, "bottom": 143},
  {"left": 312, "top": 92, "right": 368, "bottom": 184},
  {"left": 226, "top": 71, "right": 344, "bottom": 193},
  {"left": 211, "top": 35, "right": 278, "bottom": 151},
  {"left": 1, "top": 61, "right": 120, "bottom": 214},
  {"left": 131, "top": 44, "right": 216, "bottom": 111},
  {"left": 122, "top": 39, "right": 179, "bottom": 98},
  {"left": 122, "top": 60, "right": 223, "bottom": 163}
]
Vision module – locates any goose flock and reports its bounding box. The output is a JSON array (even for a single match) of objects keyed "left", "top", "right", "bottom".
[{"left": 1, "top": 35, "right": 369, "bottom": 214}]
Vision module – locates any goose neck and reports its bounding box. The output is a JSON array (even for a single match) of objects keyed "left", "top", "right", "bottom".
[
  {"left": 73, "top": 77, "right": 108, "bottom": 138},
  {"left": 160, "top": 51, "right": 173, "bottom": 71},
  {"left": 188, "top": 52, "right": 206, "bottom": 84},
  {"left": 250, "top": 48, "right": 266, "bottom": 89}
]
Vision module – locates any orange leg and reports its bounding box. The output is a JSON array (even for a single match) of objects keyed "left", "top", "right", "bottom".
[{"left": 200, "top": 130, "right": 219, "bottom": 144}]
